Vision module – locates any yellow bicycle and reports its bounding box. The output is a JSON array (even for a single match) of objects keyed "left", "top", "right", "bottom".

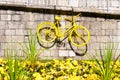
[{"left": 36, "top": 13, "right": 90, "bottom": 56}]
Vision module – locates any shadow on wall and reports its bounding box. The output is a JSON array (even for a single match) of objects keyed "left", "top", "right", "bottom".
[{"left": 0, "top": 5, "right": 120, "bottom": 20}]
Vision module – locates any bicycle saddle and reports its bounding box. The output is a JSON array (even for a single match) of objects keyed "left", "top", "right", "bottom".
[{"left": 55, "top": 16, "right": 62, "bottom": 20}]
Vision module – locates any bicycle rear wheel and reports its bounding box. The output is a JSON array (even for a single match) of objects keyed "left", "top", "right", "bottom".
[{"left": 37, "top": 22, "right": 56, "bottom": 48}]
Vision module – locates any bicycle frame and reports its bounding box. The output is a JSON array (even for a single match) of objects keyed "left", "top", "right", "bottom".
[{"left": 54, "top": 13, "right": 81, "bottom": 41}]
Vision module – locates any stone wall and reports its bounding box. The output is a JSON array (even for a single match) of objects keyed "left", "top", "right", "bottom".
[{"left": 0, "top": 0, "right": 120, "bottom": 59}]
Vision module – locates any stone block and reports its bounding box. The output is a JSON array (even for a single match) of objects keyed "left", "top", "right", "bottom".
[
  {"left": 43, "top": 50, "right": 51, "bottom": 57},
  {"left": 111, "top": 0, "right": 119, "bottom": 7},
  {"left": 90, "top": 43, "right": 100, "bottom": 49},
  {"left": 8, "top": 21, "right": 19, "bottom": 29},
  {"left": 87, "top": 0, "right": 98, "bottom": 8},
  {"left": 12, "top": 15, "right": 21, "bottom": 21},
  {"left": 57, "top": 0, "right": 68, "bottom": 6},
  {"left": 11, "top": 36, "right": 24, "bottom": 42},
  {"left": 0, "top": 36, "right": 6, "bottom": 43},
  {"left": 90, "top": 22, "right": 102, "bottom": 30},
  {"left": 0, "top": 50, "right": 4, "bottom": 57},
  {"left": 78, "top": 0, "right": 87, "bottom": 7},
  {"left": 28, "top": 0, "right": 39, "bottom": 5},
  {"left": 43, "top": 14, "right": 54, "bottom": 21},
  {"left": 97, "top": 36, "right": 110, "bottom": 42},
  {"left": 118, "top": 22, "right": 120, "bottom": 29},
  {"left": 95, "top": 30, "right": 105, "bottom": 36},
  {"left": 98, "top": 0, "right": 107, "bottom": 7},
  {"left": 0, "top": 10, "right": 7, "bottom": 14},
  {"left": 110, "top": 36, "right": 120, "bottom": 42},
  {"left": 50, "top": 50, "right": 59, "bottom": 57},
  {"left": 96, "top": 18, "right": 105, "bottom": 21},
  {"left": 33, "top": 13, "right": 44, "bottom": 21},
  {"left": 0, "top": 30, "right": 5, "bottom": 36},
  {"left": 115, "top": 30, "right": 120, "bottom": 36},
  {"left": 102, "top": 21, "right": 117, "bottom": 30},
  {"left": 38, "top": 0, "right": 44, "bottom": 4},
  {"left": 24, "top": 36, "right": 29, "bottom": 42},
  {"left": 0, "top": 1, "right": 6, "bottom": 4},
  {"left": 5, "top": 29, "right": 16, "bottom": 36},
  {"left": 105, "top": 30, "right": 113, "bottom": 36},
  {"left": 5, "top": 36, "right": 11, "bottom": 42},
  {"left": 68, "top": 0, "right": 78, "bottom": 7},
  {"left": 89, "top": 29, "right": 96, "bottom": 36},
  {"left": 51, "top": 0, "right": 57, "bottom": 5},
  {"left": 81, "top": 54, "right": 91, "bottom": 60},
  {"left": 26, "top": 22, "right": 38, "bottom": 29},
  {"left": 68, "top": 50, "right": 76, "bottom": 57},
  {"left": 1, "top": 14, "right": 11, "bottom": 20},
  {"left": 18, "top": 22, "right": 25, "bottom": 29},
  {"left": 0, "top": 21, "right": 8, "bottom": 29},
  {"left": 89, "top": 36, "right": 97, "bottom": 43},
  {"left": 21, "top": 13, "right": 29, "bottom": 21},
  {"left": 59, "top": 50, "right": 68, "bottom": 57},
  {"left": 16, "top": 29, "right": 24, "bottom": 36}
]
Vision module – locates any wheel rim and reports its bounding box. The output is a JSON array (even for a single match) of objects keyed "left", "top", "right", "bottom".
[
  {"left": 69, "top": 25, "right": 90, "bottom": 47},
  {"left": 37, "top": 22, "right": 56, "bottom": 43},
  {"left": 69, "top": 39, "right": 87, "bottom": 56}
]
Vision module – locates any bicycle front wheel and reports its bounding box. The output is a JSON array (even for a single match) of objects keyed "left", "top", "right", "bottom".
[
  {"left": 69, "top": 37, "right": 87, "bottom": 56},
  {"left": 69, "top": 25, "right": 90, "bottom": 47},
  {"left": 36, "top": 22, "right": 57, "bottom": 48},
  {"left": 68, "top": 25, "right": 90, "bottom": 56}
]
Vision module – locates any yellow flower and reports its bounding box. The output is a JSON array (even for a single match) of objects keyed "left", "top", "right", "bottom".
[
  {"left": 33, "top": 72, "right": 43, "bottom": 80},
  {"left": 30, "top": 68, "right": 34, "bottom": 72},
  {"left": 72, "top": 60, "right": 78, "bottom": 66},
  {"left": 0, "top": 58, "right": 3, "bottom": 63},
  {"left": 4, "top": 74, "right": 10, "bottom": 80},
  {"left": 86, "top": 74, "right": 99, "bottom": 80},
  {"left": 57, "top": 76, "right": 66, "bottom": 80},
  {"left": 0, "top": 67, "right": 5, "bottom": 74},
  {"left": 113, "top": 77, "right": 120, "bottom": 80}
]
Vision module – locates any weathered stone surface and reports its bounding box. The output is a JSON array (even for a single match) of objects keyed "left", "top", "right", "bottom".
[
  {"left": 102, "top": 21, "right": 117, "bottom": 29},
  {"left": 1, "top": 15, "right": 11, "bottom": 20},
  {"left": 69, "top": 50, "right": 76, "bottom": 57},
  {"left": 0, "top": 21, "right": 8, "bottom": 29},
  {"left": 5, "top": 29, "right": 16, "bottom": 35},
  {"left": 87, "top": 0, "right": 98, "bottom": 8},
  {"left": 16, "top": 29, "right": 24, "bottom": 36},
  {"left": 0, "top": 30, "right": 5, "bottom": 36},
  {"left": 0, "top": 0, "right": 120, "bottom": 59},
  {"left": 68, "top": 0, "right": 78, "bottom": 7},
  {"left": 0, "top": 50, "right": 4, "bottom": 57},
  {"left": 59, "top": 50, "right": 68, "bottom": 57},
  {"left": 12, "top": 15, "right": 21, "bottom": 21}
]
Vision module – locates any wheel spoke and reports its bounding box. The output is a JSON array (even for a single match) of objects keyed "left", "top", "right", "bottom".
[{"left": 37, "top": 22, "right": 56, "bottom": 48}]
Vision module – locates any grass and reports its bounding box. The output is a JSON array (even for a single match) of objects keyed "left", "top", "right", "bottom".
[
  {"left": 92, "top": 43, "right": 120, "bottom": 80},
  {"left": 19, "top": 30, "right": 42, "bottom": 63}
]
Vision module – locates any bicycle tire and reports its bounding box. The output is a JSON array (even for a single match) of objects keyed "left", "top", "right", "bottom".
[
  {"left": 69, "top": 25, "right": 90, "bottom": 47},
  {"left": 36, "top": 22, "right": 57, "bottom": 48},
  {"left": 68, "top": 25, "right": 90, "bottom": 56},
  {"left": 68, "top": 37, "right": 87, "bottom": 56}
]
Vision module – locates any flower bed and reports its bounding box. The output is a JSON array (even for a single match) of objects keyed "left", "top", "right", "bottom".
[{"left": 0, "top": 58, "right": 120, "bottom": 80}]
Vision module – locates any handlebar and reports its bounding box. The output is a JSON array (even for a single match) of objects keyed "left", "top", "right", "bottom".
[
  {"left": 65, "top": 13, "right": 81, "bottom": 22},
  {"left": 55, "top": 13, "right": 81, "bottom": 22}
]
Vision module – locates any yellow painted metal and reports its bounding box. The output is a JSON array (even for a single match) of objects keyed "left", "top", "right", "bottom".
[{"left": 36, "top": 13, "right": 90, "bottom": 47}]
